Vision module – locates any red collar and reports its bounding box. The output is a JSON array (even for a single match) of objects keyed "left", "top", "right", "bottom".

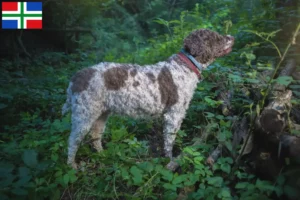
[{"left": 177, "top": 52, "right": 201, "bottom": 78}]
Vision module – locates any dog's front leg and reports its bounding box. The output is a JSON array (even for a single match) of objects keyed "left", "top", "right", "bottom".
[{"left": 163, "top": 112, "right": 184, "bottom": 159}]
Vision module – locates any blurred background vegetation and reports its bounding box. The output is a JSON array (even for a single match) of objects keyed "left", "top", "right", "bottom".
[{"left": 0, "top": 0, "right": 300, "bottom": 199}]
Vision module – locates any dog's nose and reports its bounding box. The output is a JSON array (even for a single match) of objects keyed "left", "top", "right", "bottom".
[{"left": 226, "top": 35, "right": 234, "bottom": 41}]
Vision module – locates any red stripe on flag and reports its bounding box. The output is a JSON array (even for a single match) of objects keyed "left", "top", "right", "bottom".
[
  {"left": 27, "top": 20, "right": 42, "bottom": 29},
  {"left": 2, "top": 2, "right": 18, "bottom": 11}
]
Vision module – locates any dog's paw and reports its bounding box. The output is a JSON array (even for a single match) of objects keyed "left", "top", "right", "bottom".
[
  {"left": 166, "top": 160, "right": 178, "bottom": 171},
  {"left": 68, "top": 162, "right": 78, "bottom": 170}
]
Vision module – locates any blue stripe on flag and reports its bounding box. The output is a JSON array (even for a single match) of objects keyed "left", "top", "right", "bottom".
[
  {"left": 2, "top": 20, "right": 18, "bottom": 29},
  {"left": 26, "top": 2, "right": 42, "bottom": 11}
]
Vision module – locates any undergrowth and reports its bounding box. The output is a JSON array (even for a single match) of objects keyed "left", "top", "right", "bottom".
[{"left": 1, "top": 1, "right": 300, "bottom": 199}]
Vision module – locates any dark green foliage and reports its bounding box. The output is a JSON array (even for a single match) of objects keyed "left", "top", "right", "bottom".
[{"left": 1, "top": 0, "right": 300, "bottom": 199}]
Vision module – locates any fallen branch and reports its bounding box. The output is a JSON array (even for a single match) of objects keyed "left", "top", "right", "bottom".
[
  {"left": 259, "top": 90, "right": 292, "bottom": 133},
  {"left": 273, "top": 59, "right": 296, "bottom": 91},
  {"left": 259, "top": 59, "right": 295, "bottom": 133},
  {"left": 232, "top": 117, "right": 249, "bottom": 157},
  {"left": 280, "top": 135, "right": 300, "bottom": 158},
  {"left": 206, "top": 144, "right": 223, "bottom": 167}
]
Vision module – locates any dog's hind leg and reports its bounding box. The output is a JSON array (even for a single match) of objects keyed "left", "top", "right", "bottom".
[
  {"left": 90, "top": 112, "right": 110, "bottom": 152},
  {"left": 67, "top": 108, "right": 99, "bottom": 169}
]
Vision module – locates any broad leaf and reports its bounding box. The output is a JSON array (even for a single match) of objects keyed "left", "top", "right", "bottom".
[
  {"left": 206, "top": 176, "right": 223, "bottom": 187},
  {"left": 22, "top": 150, "right": 38, "bottom": 168},
  {"left": 130, "top": 166, "right": 143, "bottom": 185},
  {"left": 275, "top": 76, "right": 293, "bottom": 86}
]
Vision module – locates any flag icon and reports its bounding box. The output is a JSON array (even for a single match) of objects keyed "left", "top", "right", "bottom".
[{"left": 2, "top": 2, "right": 42, "bottom": 29}]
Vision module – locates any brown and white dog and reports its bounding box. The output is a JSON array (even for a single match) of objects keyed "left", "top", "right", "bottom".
[{"left": 62, "top": 29, "right": 234, "bottom": 169}]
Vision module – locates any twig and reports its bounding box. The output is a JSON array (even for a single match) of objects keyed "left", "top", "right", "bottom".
[
  {"left": 261, "top": 23, "right": 300, "bottom": 106},
  {"left": 206, "top": 144, "right": 223, "bottom": 167},
  {"left": 60, "top": 187, "right": 68, "bottom": 200},
  {"left": 113, "top": 172, "right": 119, "bottom": 200},
  {"left": 133, "top": 172, "right": 159, "bottom": 197},
  {"left": 67, "top": 187, "right": 72, "bottom": 200}
]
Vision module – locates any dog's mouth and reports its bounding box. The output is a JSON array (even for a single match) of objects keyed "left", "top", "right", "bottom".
[
  {"left": 223, "top": 46, "right": 232, "bottom": 54},
  {"left": 218, "top": 35, "right": 234, "bottom": 57}
]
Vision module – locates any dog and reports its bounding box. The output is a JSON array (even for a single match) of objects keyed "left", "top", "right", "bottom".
[{"left": 62, "top": 29, "right": 234, "bottom": 169}]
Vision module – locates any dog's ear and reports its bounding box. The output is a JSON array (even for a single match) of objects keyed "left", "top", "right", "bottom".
[{"left": 184, "top": 29, "right": 213, "bottom": 63}]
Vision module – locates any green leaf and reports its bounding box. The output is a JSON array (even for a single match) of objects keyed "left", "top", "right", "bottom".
[
  {"left": 245, "top": 78, "right": 260, "bottom": 83},
  {"left": 137, "top": 162, "right": 154, "bottom": 172},
  {"left": 15, "top": 175, "right": 31, "bottom": 187},
  {"left": 228, "top": 74, "right": 243, "bottom": 83},
  {"left": 68, "top": 170, "right": 77, "bottom": 183},
  {"left": 0, "top": 162, "right": 14, "bottom": 175},
  {"left": 11, "top": 188, "right": 28, "bottom": 196},
  {"left": 169, "top": 20, "right": 181, "bottom": 24},
  {"left": 289, "top": 85, "right": 300, "bottom": 89},
  {"left": 223, "top": 157, "right": 233, "bottom": 164},
  {"left": 22, "top": 150, "right": 38, "bottom": 168},
  {"left": 275, "top": 76, "right": 293, "bottom": 86},
  {"left": 172, "top": 175, "right": 187, "bottom": 185},
  {"left": 255, "top": 179, "right": 274, "bottom": 192},
  {"left": 18, "top": 167, "right": 30, "bottom": 177},
  {"left": 160, "top": 169, "right": 173, "bottom": 182},
  {"left": 235, "top": 182, "right": 249, "bottom": 189},
  {"left": 130, "top": 166, "right": 143, "bottom": 185},
  {"left": 218, "top": 132, "right": 226, "bottom": 142},
  {"left": 274, "top": 186, "right": 283, "bottom": 197},
  {"left": 111, "top": 128, "right": 127, "bottom": 142},
  {"left": 51, "top": 154, "right": 58, "bottom": 162},
  {"left": 193, "top": 156, "right": 204, "bottom": 164},
  {"left": 0, "top": 103, "right": 7, "bottom": 109},
  {"left": 276, "top": 175, "right": 285, "bottom": 186},
  {"left": 220, "top": 188, "right": 231, "bottom": 198},
  {"left": 121, "top": 167, "right": 130, "bottom": 180},
  {"left": 292, "top": 91, "right": 300, "bottom": 98},
  {"left": 183, "top": 147, "right": 194, "bottom": 155},
  {"left": 220, "top": 163, "right": 231, "bottom": 174},
  {"left": 63, "top": 174, "right": 69, "bottom": 185},
  {"left": 206, "top": 176, "right": 223, "bottom": 187},
  {"left": 163, "top": 183, "right": 177, "bottom": 191},
  {"left": 153, "top": 18, "right": 169, "bottom": 26},
  {"left": 246, "top": 53, "right": 256, "bottom": 61},
  {"left": 0, "top": 174, "right": 15, "bottom": 187},
  {"left": 283, "top": 185, "right": 299, "bottom": 198},
  {"left": 51, "top": 189, "right": 61, "bottom": 200},
  {"left": 0, "top": 194, "right": 9, "bottom": 200},
  {"left": 204, "top": 112, "right": 215, "bottom": 118},
  {"left": 163, "top": 190, "right": 177, "bottom": 200}
]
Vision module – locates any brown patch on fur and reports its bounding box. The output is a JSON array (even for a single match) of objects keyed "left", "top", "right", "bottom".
[
  {"left": 133, "top": 81, "right": 140, "bottom": 87},
  {"left": 104, "top": 67, "right": 128, "bottom": 90},
  {"left": 158, "top": 67, "right": 178, "bottom": 108},
  {"left": 146, "top": 72, "right": 156, "bottom": 83},
  {"left": 71, "top": 68, "right": 97, "bottom": 93},
  {"left": 130, "top": 69, "right": 137, "bottom": 77}
]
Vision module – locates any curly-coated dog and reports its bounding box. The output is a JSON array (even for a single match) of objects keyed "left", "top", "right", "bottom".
[{"left": 62, "top": 29, "right": 234, "bottom": 169}]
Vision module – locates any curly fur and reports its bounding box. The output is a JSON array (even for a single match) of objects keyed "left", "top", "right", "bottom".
[{"left": 62, "top": 29, "right": 234, "bottom": 169}]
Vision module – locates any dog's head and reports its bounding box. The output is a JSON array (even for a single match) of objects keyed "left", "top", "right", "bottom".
[{"left": 183, "top": 29, "right": 234, "bottom": 68}]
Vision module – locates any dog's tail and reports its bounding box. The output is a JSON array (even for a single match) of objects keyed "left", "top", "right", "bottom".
[{"left": 62, "top": 84, "right": 72, "bottom": 115}]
